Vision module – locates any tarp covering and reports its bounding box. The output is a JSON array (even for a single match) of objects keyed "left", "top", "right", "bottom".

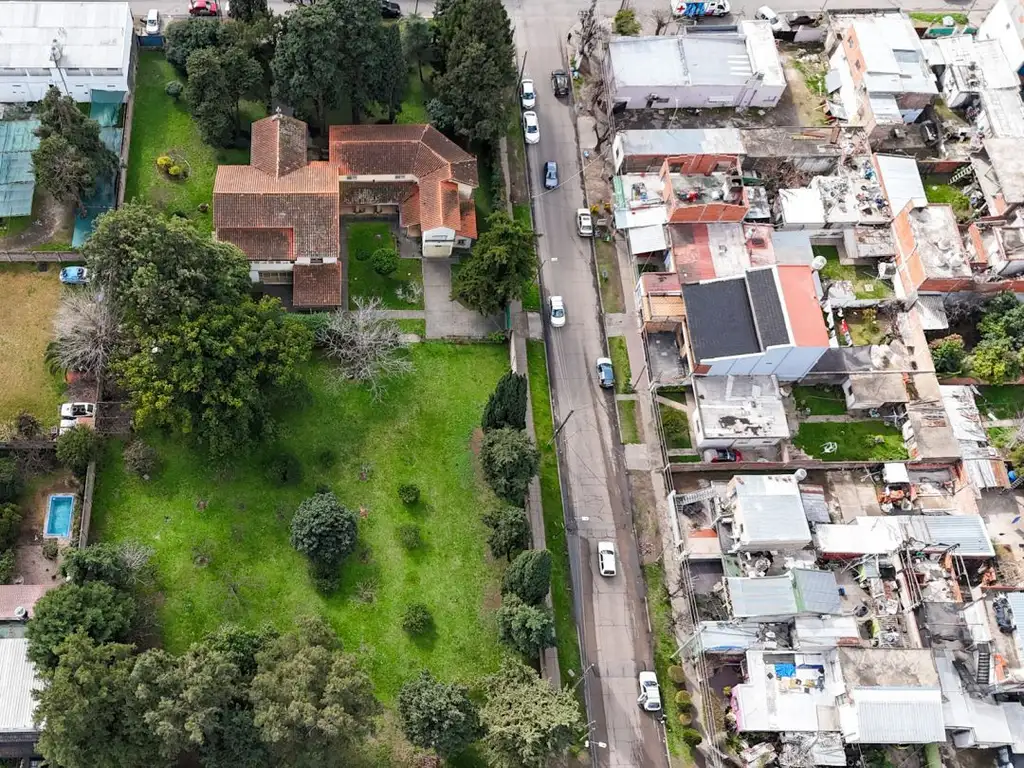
[
  {"left": 72, "top": 99, "right": 123, "bottom": 247},
  {"left": 0, "top": 119, "right": 40, "bottom": 218}
]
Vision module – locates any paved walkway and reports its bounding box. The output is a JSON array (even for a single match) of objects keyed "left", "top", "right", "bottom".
[
  {"left": 422, "top": 259, "right": 503, "bottom": 339},
  {"left": 379, "top": 309, "right": 426, "bottom": 319}
]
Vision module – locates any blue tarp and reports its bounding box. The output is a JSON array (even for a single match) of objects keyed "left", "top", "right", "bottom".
[
  {"left": 72, "top": 98, "right": 124, "bottom": 247},
  {"left": 0, "top": 119, "right": 40, "bottom": 218}
]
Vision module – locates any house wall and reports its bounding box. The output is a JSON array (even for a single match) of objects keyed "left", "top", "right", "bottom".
[
  {"left": 979, "top": 0, "right": 1024, "bottom": 74},
  {"left": 892, "top": 204, "right": 926, "bottom": 296},
  {"left": 611, "top": 80, "right": 784, "bottom": 110},
  {"left": 844, "top": 26, "right": 868, "bottom": 88},
  {"left": 662, "top": 154, "right": 738, "bottom": 175}
]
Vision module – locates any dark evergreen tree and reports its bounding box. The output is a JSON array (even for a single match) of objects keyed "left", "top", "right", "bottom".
[
  {"left": 481, "top": 505, "right": 531, "bottom": 561},
  {"left": 480, "top": 427, "right": 539, "bottom": 504},
  {"left": 496, "top": 594, "right": 555, "bottom": 658},
  {"left": 397, "top": 670, "right": 482, "bottom": 758},
  {"left": 502, "top": 549, "right": 551, "bottom": 605},
  {"left": 482, "top": 370, "right": 528, "bottom": 431}
]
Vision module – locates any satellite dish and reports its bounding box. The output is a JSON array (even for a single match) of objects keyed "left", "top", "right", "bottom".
[
  {"left": 794, "top": 468, "right": 808, "bottom": 482},
  {"left": 812, "top": 255, "right": 828, "bottom": 270},
  {"left": 14, "top": 606, "right": 28, "bottom": 620}
]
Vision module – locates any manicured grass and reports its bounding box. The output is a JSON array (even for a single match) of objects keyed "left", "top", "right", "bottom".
[
  {"left": 125, "top": 52, "right": 261, "bottom": 234},
  {"left": 526, "top": 340, "right": 582, "bottom": 682},
  {"left": 792, "top": 385, "right": 846, "bottom": 415},
  {"left": 608, "top": 335, "right": 632, "bottom": 394},
  {"left": 396, "top": 318, "right": 427, "bottom": 336},
  {"left": 976, "top": 386, "right": 1024, "bottom": 419},
  {"left": 644, "top": 561, "right": 692, "bottom": 765},
  {"left": 659, "top": 404, "right": 692, "bottom": 450},
  {"left": 0, "top": 265, "right": 66, "bottom": 426},
  {"left": 793, "top": 421, "right": 908, "bottom": 461},
  {"left": 658, "top": 388, "right": 688, "bottom": 406},
  {"left": 397, "top": 65, "right": 434, "bottom": 124},
  {"left": 346, "top": 221, "right": 424, "bottom": 309},
  {"left": 617, "top": 399, "right": 641, "bottom": 444},
  {"left": 924, "top": 175, "right": 973, "bottom": 221},
  {"left": 596, "top": 239, "right": 625, "bottom": 314},
  {"left": 92, "top": 344, "right": 509, "bottom": 702},
  {"left": 670, "top": 454, "right": 702, "bottom": 463},
  {"left": 910, "top": 11, "right": 968, "bottom": 23},
  {"left": 814, "top": 245, "right": 893, "bottom": 300}
]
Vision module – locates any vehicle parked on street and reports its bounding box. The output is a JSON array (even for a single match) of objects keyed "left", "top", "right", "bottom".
[
  {"left": 596, "top": 357, "right": 614, "bottom": 389},
  {"left": 59, "top": 266, "right": 89, "bottom": 285},
  {"left": 598, "top": 541, "right": 616, "bottom": 576},
  {"left": 754, "top": 5, "right": 789, "bottom": 32},
  {"left": 551, "top": 70, "right": 570, "bottom": 98},
  {"left": 188, "top": 0, "right": 219, "bottom": 16},
  {"left": 576, "top": 208, "right": 593, "bottom": 236},
  {"left": 522, "top": 111, "right": 539, "bottom": 144},
  {"left": 544, "top": 161, "right": 558, "bottom": 189},
  {"left": 672, "top": 0, "right": 730, "bottom": 17},
  {"left": 549, "top": 295, "right": 566, "bottom": 328},
  {"left": 380, "top": 0, "right": 401, "bottom": 17},
  {"left": 520, "top": 78, "right": 536, "bottom": 109},
  {"left": 145, "top": 9, "right": 161, "bottom": 34},
  {"left": 637, "top": 671, "right": 662, "bottom": 712}
]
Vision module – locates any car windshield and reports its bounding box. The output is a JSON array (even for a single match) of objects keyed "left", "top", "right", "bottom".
[
  {"left": 523, "top": 84, "right": 534, "bottom": 96},
  {"left": 552, "top": 308, "right": 564, "bottom": 318},
  {"left": 527, "top": 124, "right": 537, "bottom": 133}
]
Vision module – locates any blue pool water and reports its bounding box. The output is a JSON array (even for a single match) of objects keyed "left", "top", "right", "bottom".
[{"left": 45, "top": 494, "right": 74, "bottom": 538}]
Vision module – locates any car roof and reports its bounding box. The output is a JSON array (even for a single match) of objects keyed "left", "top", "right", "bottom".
[
  {"left": 596, "top": 357, "right": 612, "bottom": 365},
  {"left": 550, "top": 295, "right": 564, "bottom": 305},
  {"left": 524, "top": 111, "right": 537, "bottom": 121},
  {"left": 598, "top": 540, "right": 614, "bottom": 550},
  {"left": 639, "top": 671, "right": 658, "bottom": 684},
  {"left": 522, "top": 78, "right": 534, "bottom": 85}
]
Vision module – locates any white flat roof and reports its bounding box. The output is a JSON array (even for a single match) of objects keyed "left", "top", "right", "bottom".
[
  {"left": 780, "top": 187, "right": 826, "bottom": 227},
  {"left": 875, "top": 154, "right": 926, "bottom": 217},
  {"left": 628, "top": 224, "right": 668, "bottom": 254},
  {"left": 0, "top": 2, "right": 132, "bottom": 70},
  {"left": 0, "top": 638, "right": 39, "bottom": 734}
]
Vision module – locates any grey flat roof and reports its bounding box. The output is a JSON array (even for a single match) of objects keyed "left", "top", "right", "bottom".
[
  {"left": 728, "top": 576, "right": 798, "bottom": 618},
  {"left": 747, "top": 268, "right": 790, "bottom": 348},
  {"left": 680, "top": 35, "right": 753, "bottom": 85},
  {"left": 792, "top": 569, "right": 841, "bottom": 615},
  {"left": 618, "top": 128, "right": 745, "bottom": 158},
  {"left": 608, "top": 32, "right": 760, "bottom": 90},
  {"left": 684, "top": 278, "right": 761, "bottom": 361},
  {"left": 0, "top": 638, "right": 39, "bottom": 734}
]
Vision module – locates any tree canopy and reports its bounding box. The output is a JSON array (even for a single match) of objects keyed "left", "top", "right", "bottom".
[
  {"left": 502, "top": 549, "right": 552, "bottom": 605},
  {"left": 289, "top": 491, "right": 359, "bottom": 570},
  {"left": 480, "top": 427, "right": 540, "bottom": 504},
  {"left": 482, "top": 370, "right": 528, "bottom": 431},
  {"left": 397, "top": 670, "right": 482, "bottom": 758},
  {"left": 451, "top": 212, "right": 536, "bottom": 316},
  {"left": 482, "top": 505, "right": 531, "bottom": 561},
  {"left": 402, "top": 14, "right": 434, "bottom": 81},
  {"left": 496, "top": 594, "right": 555, "bottom": 658}
]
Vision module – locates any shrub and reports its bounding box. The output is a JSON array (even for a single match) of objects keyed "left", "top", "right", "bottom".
[
  {"left": 165, "top": 80, "right": 184, "bottom": 99},
  {"left": 56, "top": 425, "right": 100, "bottom": 476},
  {"left": 0, "top": 503, "right": 22, "bottom": 551},
  {"left": 311, "top": 561, "right": 340, "bottom": 594},
  {"left": 480, "top": 428, "right": 540, "bottom": 505},
  {"left": 680, "top": 728, "right": 703, "bottom": 747},
  {"left": 668, "top": 665, "right": 686, "bottom": 685},
  {"left": 156, "top": 155, "right": 173, "bottom": 169},
  {"left": 929, "top": 334, "right": 966, "bottom": 376},
  {"left": 675, "top": 690, "right": 692, "bottom": 708},
  {"left": 502, "top": 549, "right": 552, "bottom": 605},
  {"left": 317, "top": 448, "right": 338, "bottom": 469},
  {"left": 0, "top": 457, "right": 19, "bottom": 504},
  {"left": 42, "top": 539, "right": 60, "bottom": 560},
  {"left": 969, "top": 336, "right": 1022, "bottom": 384},
  {"left": 402, "top": 602, "right": 433, "bottom": 635},
  {"left": 613, "top": 8, "right": 641, "bottom": 34},
  {"left": 482, "top": 371, "right": 528, "bottom": 432},
  {"left": 371, "top": 248, "right": 400, "bottom": 277},
  {"left": 397, "top": 522, "right": 423, "bottom": 551},
  {"left": 290, "top": 312, "right": 332, "bottom": 339},
  {"left": 267, "top": 451, "right": 303, "bottom": 486},
  {"left": 123, "top": 440, "right": 159, "bottom": 478},
  {"left": 168, "top": 165, "right": 183, "bottom": 177},
  {"left": 678, "top": 713, "right": 692, "bottom": 726},
  {"left": 398, "top": 483, "right": 421, "bottom": 505},
  {"left": 290, "top": 491, "right": 358, "bottom": 569},
  {"left": 0, "top": 550, "right": 14, "bottom": 584}
]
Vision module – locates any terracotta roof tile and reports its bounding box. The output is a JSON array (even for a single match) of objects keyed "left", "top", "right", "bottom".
[
  {"left": 0, "top": 584, "right": 55, "bottom": 620},
  {"left": 218, "top": 228, "right": 293, "bottom": 261},
  {"left": 214, "top": 189, "right": 338, "bottom": 260},
  {"left": 340, "top": 181, "right": 416, "bottom": 206},
  {"left": 251, "top": 114, "right": 309, "bottom": 178},
  {"left": 400, "top": 188, "right": 421, "bottom": 229},
  {"left": 458, "top": 197, "right": 478, "bottom": 239},
  {"left": 293, "top": 262, "right": 342, "bottom": 308}
]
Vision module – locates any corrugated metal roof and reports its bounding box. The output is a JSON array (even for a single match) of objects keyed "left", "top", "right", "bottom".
[
  {"left": 0, "top": 638, "right": 39, "bottom": 733},
  {"left": 628, "top": 224, "right": 668, "bottom": 255},
  {"left": 800, "top": 485, "right": 831, "bottom": 524},
  {"left": 732, "top": 475, "right": 812, "bottom": 548},
  {"left": 903, "top": 515, "right": 995, "bottom": 557},
  {"left": 728, "top": 576, "right": 798, "bottom": 618},
  {"left": 697, "top": 621, "right": 762, "bottom": 652},
  {"left": 875, "top": 154, "right": 926, "bottom": 217},
  {"left": 792, "top": 569, "right": 841, "bottom": 615},
  {"left": 850, "top": 687, "right": 946, "bottom": 744}
]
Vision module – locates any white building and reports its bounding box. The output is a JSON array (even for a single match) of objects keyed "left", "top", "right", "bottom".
[
  {"left": 0, "top": 638, "right": 41, "bottom": 759},
  {"left": 979, "top": 0, "right": 1024, "bottom": 77},
  {"left": 605, "top": 21, "right": 786, "bottom": 110},
  {"left": 691, "top": 376, "right": 790, "bottom": 451},
  {"left": 0, "top": 2, "right": 134, "bottom": 103}
]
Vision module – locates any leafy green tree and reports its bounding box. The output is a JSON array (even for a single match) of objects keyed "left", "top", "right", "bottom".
[
  {"left": 0, "top": 550, "right": 14, "bottom": 584},
  {"left": 330, "top": 0, "right": 386, "bottom": 124},
  {"left": 929, "top": 334, "right": 966, "bottom": 376},
  {"left": 34, "top": 634, "right": 161, "bottom": 768},
  {"left": 33, "top": 88, "right": 117, "bottom": 194},
  {"left": 272, "top": 3, "right": 345, "bottom": 133},
  {"left": 480, "top": 427, "right": 539, "bottom": 504},
  {"left": 371, "top": 247, "right": 400, "bottom": 277},
  {"left": 84, "top": 202, "right": 252, "bottom": 330},
  {"left": 290, "top": 491, "right": 359, "bottom": 570},
  {"left": 402, "top": 14, "right": 434, "bottom": 81},
  {"left": 480, "top": 659, "right": 582, "bottom": 767},
  {"left": 496, "top": 594, "right": 555, "bottom": 657},
  {"left": 0, "top": 457, "right": 21, "bottom": 503},
  {"left": 0, "top": 502, "right": 22, "bottom": 550},
  {"left": 482, "top": 370, "right": 527, "bottom": 431},
  {"left": 372, "top": 23, "right": 407, "bottom": 122},
  {"left": 431, "top": 0, "right": 468, "bottom": 67},
  {"left": 613, "top": 8, "right": 641, "bottom": 34},
  {"left": 164, "top": 17, "right": 224, "bottom": 73},
  {"left": 482, "top": 505, "right": 531, "bottom": 561},
  {"left": 27, "top": 582, "right": 136, "bottom": 672},
  {"left": 251, "top": 617, "right": 380, "bottom": 767},
  {"left": 187, "top": 48, "right": 238, "bottom": 147},
  {"left": 401, "top": 602, "right": 434, "bottom": 636},
  {"left": 56, "top": 425, "right": 101, "bottom": 476},
  {"left": 969, "top": 337, "right": 1022, "bottom": 384},
  {"left": 502, "top": 549, "right": 551, "bottom": 605},
  {"left": 452, "top": 212, "right": 536, "bottom": 316},
  {"left": 61, "top": 543, "right": 129, "bottom": 587},
  {"left": 228, "top": 0, "right": 269, "bottom": 22},
  {"left": 397, "top": 670, "right": 482, "bottom": 758},
  {"left": 32, "top": 135, "right": 96, "bottom": 208},
  {"left": 116, "top": 298, "right": 312, "bottom": 457}
]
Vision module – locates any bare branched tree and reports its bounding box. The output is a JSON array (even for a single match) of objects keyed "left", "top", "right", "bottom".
[
  {"left": 51, "top": 290, "right": 121, "bottom": 377},
  {"left": 577, "top": 0, "right": 600, "bottom": 61},
  {"left": 318, "top": 297, "right": 413, "bottom": 400},
  {"left": 652, "top": 7, "right": 672, "bottom": 35},
  {"left": 119, "top": 541, "right": 155, "bottom": 584}
]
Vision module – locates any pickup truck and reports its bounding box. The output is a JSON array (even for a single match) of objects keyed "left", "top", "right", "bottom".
[{"left": 672, "top": 0, "right": 730, "bottom": 18}]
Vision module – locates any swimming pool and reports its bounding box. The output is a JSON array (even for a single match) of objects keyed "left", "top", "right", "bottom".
[{"left": 44, "top": 494, "right": 75, "bottom": 538}]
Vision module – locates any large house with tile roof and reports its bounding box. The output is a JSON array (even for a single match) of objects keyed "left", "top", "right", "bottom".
[{"left": 214, "top": 113, "right": 478, "bottom": 310}]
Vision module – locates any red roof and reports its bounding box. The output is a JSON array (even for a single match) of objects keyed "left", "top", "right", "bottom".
[
  {"left": 0, "top": 584, "right": 55, "bottom": 620},
  {"left": 292, "top": 262, "right": 343, "bottom": 309},
  {"left": 776, "top": 265, "right": 829, "bottom": 347}
]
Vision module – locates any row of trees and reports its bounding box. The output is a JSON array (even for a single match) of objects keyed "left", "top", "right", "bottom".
[
  {"left": 930, "top": 292, "right": 1024, "bottom": 383},
  {"left": 452, "top": 211, "right": 538, "bottom": 317},
  {"left": 31, "top": 88, "right": 119, "bottom": 210}
]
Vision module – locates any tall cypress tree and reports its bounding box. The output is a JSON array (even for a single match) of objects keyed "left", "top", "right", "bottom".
[
  {"left": 502, "top": 549, "right": 552, "bottom": 605},
  {"left": 482, "top": 370, "right": 527, "bottom": 431}
]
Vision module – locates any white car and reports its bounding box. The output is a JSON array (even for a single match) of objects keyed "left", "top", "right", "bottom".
[
  {"left": 549, "top": 295, "right": 566, "bottom": 328},
  {"left": 598, "top": 541, "right": 616, "bottom": 576},
  {"left": 576, "top": 208, "right": 593, "bottom": 237},
  {"left": 637, "top": 671, "right": 663, "bottom": 712},
  {"left": 60, "top": 402, "right": 95, "bottom": 420},
  {"left": 520, "top": 78, "right": 536, "bottom": 109},
  {"left": 523, "top": 111, "right": 539, "bottom": 144},
  {"left": 145, "top": 9, "right": 160, "bottom": 34},
  {"left": 754, "top": 5, "right": 789, "bottom": 32}
]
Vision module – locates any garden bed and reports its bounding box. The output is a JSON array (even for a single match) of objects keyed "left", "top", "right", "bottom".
[
  {"left": 659, "top": 404, "right": 692, "bottom": 450},
  {"left": 596, "top": 239, "right": 625, "bottom": 314},
  {"left": 815, "top": 245, "right": 893, "bottom": 300},
  {"left": 346, "top": 222, "right": 424, "bottom": 309},
  {"left": 608, "top": 336, "right": 632, "bottom": 394},
  {"left": 618, "top": 400, "right": 641, "bottom": 444},
  {"left": 792, "top": 385, "right": 846, "bottom": 415}
]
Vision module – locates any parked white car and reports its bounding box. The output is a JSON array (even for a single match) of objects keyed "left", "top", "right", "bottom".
[
  {"left": 520, "top": 78, "right": 536, "bottom": 109},
  {"left": 637, "top": 671, "right": 663, "bottom": 712},
  {"left": 145, "top": 8, "right": 161, "bottom": 34},
  {"left": 754, "top": 5, "right": 789, "bottom": 32},
  {"left": 59, "top": 402, "right": 96, "bottom": 435},
  {"left": 576, "top": 208, "right": 593, "bottom": 236},
  {"left": 523, "top": 111, "right": 539, "bottom": 144},
  {"left": 549, "top": 295, "right": 566, "bottom": 328},
  {"left": 598, "top": 541, "right": 616, "bottom": 576}
]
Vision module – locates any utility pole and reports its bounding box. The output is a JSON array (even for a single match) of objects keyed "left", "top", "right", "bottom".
[
  {"left": 550, "top": 408, "right": 575, "bottom": 445},
  {"left": 518, "top": 49, "right": 529, "bottom": 85}
]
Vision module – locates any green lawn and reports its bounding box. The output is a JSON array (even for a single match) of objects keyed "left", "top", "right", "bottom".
[
  {"left": 659, "top": 404, "right": 692, "bottom": 450},
  {"left": 345, "top": 221, "right": 424, "bottom": 309},
  {"left": 92, "top": 344, "right": 509, "bottom": 702},
  {"left": 596, "top": 239, "right": 625, "bottom": 314},
  {"left": 396, "top": 318, "right": 427, "bottom": 336},
  {"left": 976, "top": 387, "right": 1024, "bottom": 419},
  {"left": 923, "top": 175, "right": 973, "bottom": 221},
  {"left": 910, "top": 11, "right": 968, "bottom": 23},
  {"left": 793, "top": 421, "right": 908, "bottom": 461},
  {"left": 397, "top": 65, "right": 434, "bottom": 124},
  {"left": 814, "top": 245, "right": 893, "bottom": 300},
  {"left": 792, "top": 385, "right": 847, "bottom": 415},
  {"left": 617, "top": 400, "right": 641, "bottom": 444},
  {"left": 125, "top": 52, "right": 260, "bottom": 233},
  {"left": 526, "top": 340, "right": 582, "bottom": 682},
  {"left": 608, "top": 336, "right": 632, "bottom": 394}
]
